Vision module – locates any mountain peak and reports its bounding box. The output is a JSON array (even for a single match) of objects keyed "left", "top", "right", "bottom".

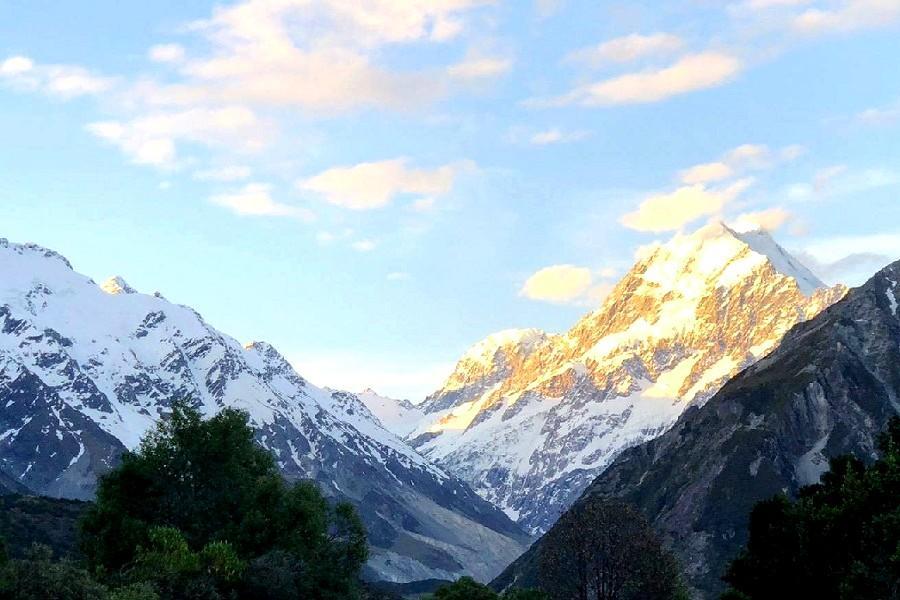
[
  {"left": 100, "top": 275, "right": 137, "bottom": 295},
  {"left": 460, "top": 328, "right": 548, "bottom": 364},
  {"left": 637, "top": 222, "right": 824, "bottom": 298},
  {"left": 413, "top": 223, "right": 844, "bottom": 533},
  {"left": 0, "top": 237, "right": 74, "bottom": 271}
]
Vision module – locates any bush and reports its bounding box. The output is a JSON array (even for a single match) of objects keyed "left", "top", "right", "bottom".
[
  {"left": 537, "top": 497, "right": 686, "bottom": 600},
  {"left": 722, "top": 417, "right": 900, "bottom": 599},
  {"left": 429, "top": 576, "right": 547, "bottom": 600},
  {"left": 80, "top": 401, "right": 367, "bottom": 599}
]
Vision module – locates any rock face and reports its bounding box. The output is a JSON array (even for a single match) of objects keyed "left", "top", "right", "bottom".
[
  {"left": 0, "top": 237, "right": 529, "bottom": 583},
  {"left": 493, "top": 259, "right": 900, "bottom": 597},
  {"left": 411, "top": 223, "right": 845, "bottom": 533}
]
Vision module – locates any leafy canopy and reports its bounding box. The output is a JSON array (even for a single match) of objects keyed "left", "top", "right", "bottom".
[
  {"left": 537, "top": 497, "right": 688, "bottom": 600},
  {"left": 79, "top": 400, "right": 367, "bottom": 599},
  {"left": 722, "top": 417, "right": 900, "bottom": 600},
  {"left": 429, "top": 576, "right": 547, "bottom": 600}
]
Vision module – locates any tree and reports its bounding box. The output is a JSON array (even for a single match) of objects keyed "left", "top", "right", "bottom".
[
  {"left": 537, "top": 497, "right": 686, "bottom": 600},
  {"left": 121, "top": 526, "right": 243, "bottom": 599},
  {"left": 428, "top": 577, "right": 548, "bottom": 600},
  {"left": 432, "top": 577, "right": 498, "bottom": 600},
  {"left": 80, "top": 401, "right": 367, "bottom": 599},
  {"left": 0, "top": 543, "right": 108, "bottom": 600},
  {"left": 722, "top": 417, "right": 900, "bottom": 600}
]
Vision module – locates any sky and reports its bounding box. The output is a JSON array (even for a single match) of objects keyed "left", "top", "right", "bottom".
[{"left": 2, "top": 0, "right": 900, "bottom": 400}]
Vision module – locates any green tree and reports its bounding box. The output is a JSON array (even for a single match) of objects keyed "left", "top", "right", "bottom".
[
  {"left": 431, "top": 577, "right": 498, "bottom": 600},
  {"left": 120, "top": 526, "right": 243, "bottom": 599},
  {"left": 502, "top": 588, "right": 551, "bottom": 600},
  {"left": 537, "top": 497, "right": 686, "bottom": 600},
  {"left": 722, "top": 417, "right": 900, "bottom": 599},
  {"left": 428, "top": 577, "right": 548, "bottom": 600},
  {"left": 80, "top": 401, "right": 367, "bottom": 599},
  {"left": 0, "top": 543, "right": 107, "bottom": 600}
]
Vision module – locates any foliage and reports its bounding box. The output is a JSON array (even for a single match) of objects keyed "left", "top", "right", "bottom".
[
  {"left": 0, "top": 495, "right": 88, "bottom": 560},
  {"left": 0, "top": 543, "right": 108, "bottom": 600},
  {"left": 536, "top": 497, "right": 686, "bottom": 600},
  {"left": 722, "top": 417, "right": 900, "bottom": 600},
  {"left": 428, "top": 576, "right": 548, "bottom": 600},
  {"left": 76, "top": 400, "right": 367, "bottom": 599},
  {"left": 431, "top": 577, "right": 498, "bottom": 600}
]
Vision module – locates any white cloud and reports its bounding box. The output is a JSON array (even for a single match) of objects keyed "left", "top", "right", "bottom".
[
  {"left": 730, "top": 207, "right": 793, "bottom": 232},
  {"left": 814, "top": 164, "right": 848, "bottom": 192},
  {"left": 621, "top": 179, "right": 753, "bottom": 232},
  {"left": 791, "top": 165, "right": 899, "bottom": 199},
  {"left": 544, "top": 52, "right": 742, "bottom": 106},
  {"left": 300, "top": 158, "right": 472, "bottom": 210},
  {"left": 679, "top": 162, "right": 734, "bottom": 185},
  {"left": 86, "top": 106, "right": 269, "bottom": 167},
  {"left": 780, "top": 144, "right": 807, "bottom": 160},
  {"left": 193, "top": 165, "right": 253, "bottom": 181},
  {"left": 534, "top": 0, "right": 565, "bottom": 18},
  {"left": 519, "top": 264, "right": 615, "bottom": 305},
  {"left": 148, "top": 44, "right": 186, "bottom": 63},
  {"left": 387, "top": 271, "right": 411, "bottom": 281},
  {"left": 793, "top": 247, "right": 894, "bottom": 286},
  {"left": 794, "top": 0, "right": 900, "bottom": 34},
  {"left": 0, "top": 56, "right": 33, "bottom": 76},
  {"left": 566, "top": 33, "right": 684, "bottom": 67},
  {"left": 856, "top": 100, "right": 900, "bottom": 125},
  {"left": 447, "top": 54, "right": 513, "bottom": 80},
  {"left": 744, "top": 0, "right": 812, "bottom": 9},
  {"left": 352, "top": 239, "right": 377, "bottom": 252},
  {"left": 679, "top": 143, "right": 801, "bottom": 185},
  {"left": 0, "top": 55, "right": 114, "bottom": 98},
  {"left": 725, "top": 143, "right": 771, "bottom": 167},
  {"left": 529, "top": 128, "right": 590, "bottom": 145},
  {"left": 209, "top": 183, "right": 314, "bottom": 220},
  {"left": 164, "top": 0, "right": 495, "bottom": 113},
  {"left": 802, "top": 232, "right": 900, "bottom": 264},
  {"left": 411, "top": 197, "right": 437, "bottom": 212}
]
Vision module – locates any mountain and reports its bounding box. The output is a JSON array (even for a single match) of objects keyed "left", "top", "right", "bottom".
[
  {"left": 410, "top": 223, "right": 846, "bottom": 533},
  {"left": 494, "top": 258, "right": 900, "bottom": 597},
  {"left": 356, "top": 388, "right": 424, "bottom": 437},
  {"left": 0, "top": 237, "right": 529, "bottom": 583}
]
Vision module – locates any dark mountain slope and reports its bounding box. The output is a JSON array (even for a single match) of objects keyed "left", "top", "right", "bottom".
[{"left": 495, "top": 260, "right": 900, "bottom": 597}]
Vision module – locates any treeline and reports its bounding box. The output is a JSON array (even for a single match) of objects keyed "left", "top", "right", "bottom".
[
  {"left": 1, "top": 405, "right": 894, "bottom": 599},
  {"left": 0, "top": 403, "right": 371, "bottom": 600},
  {"left": 722, "top": 417, "right": 900, "bottom": 599}
]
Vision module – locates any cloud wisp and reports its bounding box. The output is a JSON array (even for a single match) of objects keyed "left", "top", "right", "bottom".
[
  {"left": 520, "top": 264, "right": 615, "bottom": 306},
  {"left": 538, "top": 52, "right": 742, "bottom": 107},
  {"left": 299, "top": 159, "right": 474, "bottom": 210}
]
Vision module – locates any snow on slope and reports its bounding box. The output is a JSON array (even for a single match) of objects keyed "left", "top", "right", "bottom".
[
  {"left": 0, "top": 237, "right": 529, "bottom": 583},
  {"left": 409, "top": 222, "right": 846, "bottom": 533},
  {"left": 356, "top": 389, "right": 424, "bottom": 437}
]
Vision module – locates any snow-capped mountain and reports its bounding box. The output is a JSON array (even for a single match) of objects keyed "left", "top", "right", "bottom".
[
  {"left": 0, "top": 238, "right": 529, "bottom": 583},
  {"left": 497, "top": 256, "right": 900, "bottom": 597},
  {"left": 356, "top": 389, "right": 424, "bottom": 437},
  {"left": 409, "top": 223, "right": 847, "bottom": 533}
]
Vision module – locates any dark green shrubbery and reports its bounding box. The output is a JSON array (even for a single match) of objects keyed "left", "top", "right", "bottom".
[
  {"left": 722, "top": 417, "right": 900, "bottom": 600},
  {"left": 429, "top": 576, "right": 547, "bottom": 600},
  {"left": 0, "top": 401, "right": 367, "bottom": 600}
]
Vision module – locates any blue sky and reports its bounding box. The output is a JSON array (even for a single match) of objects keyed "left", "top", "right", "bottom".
[{"left": 2, "top": 0, "right": 900, "bottom": 399}]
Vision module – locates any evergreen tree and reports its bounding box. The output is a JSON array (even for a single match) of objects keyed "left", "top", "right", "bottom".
[
  {"left": 537, "top": 497, "right": 686, "bottom": 600},
  {"left": 80, "top": 401, "right": 367, "bottom": 599},
  {"left": 428, "top": 577, "right": 548, "bottom": 600},
  {"left": 0, "top": 543, "right": 107, "bottom": 600},
  {"left": 722, "top": 417, "right": 900, "bottom": 599}
]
